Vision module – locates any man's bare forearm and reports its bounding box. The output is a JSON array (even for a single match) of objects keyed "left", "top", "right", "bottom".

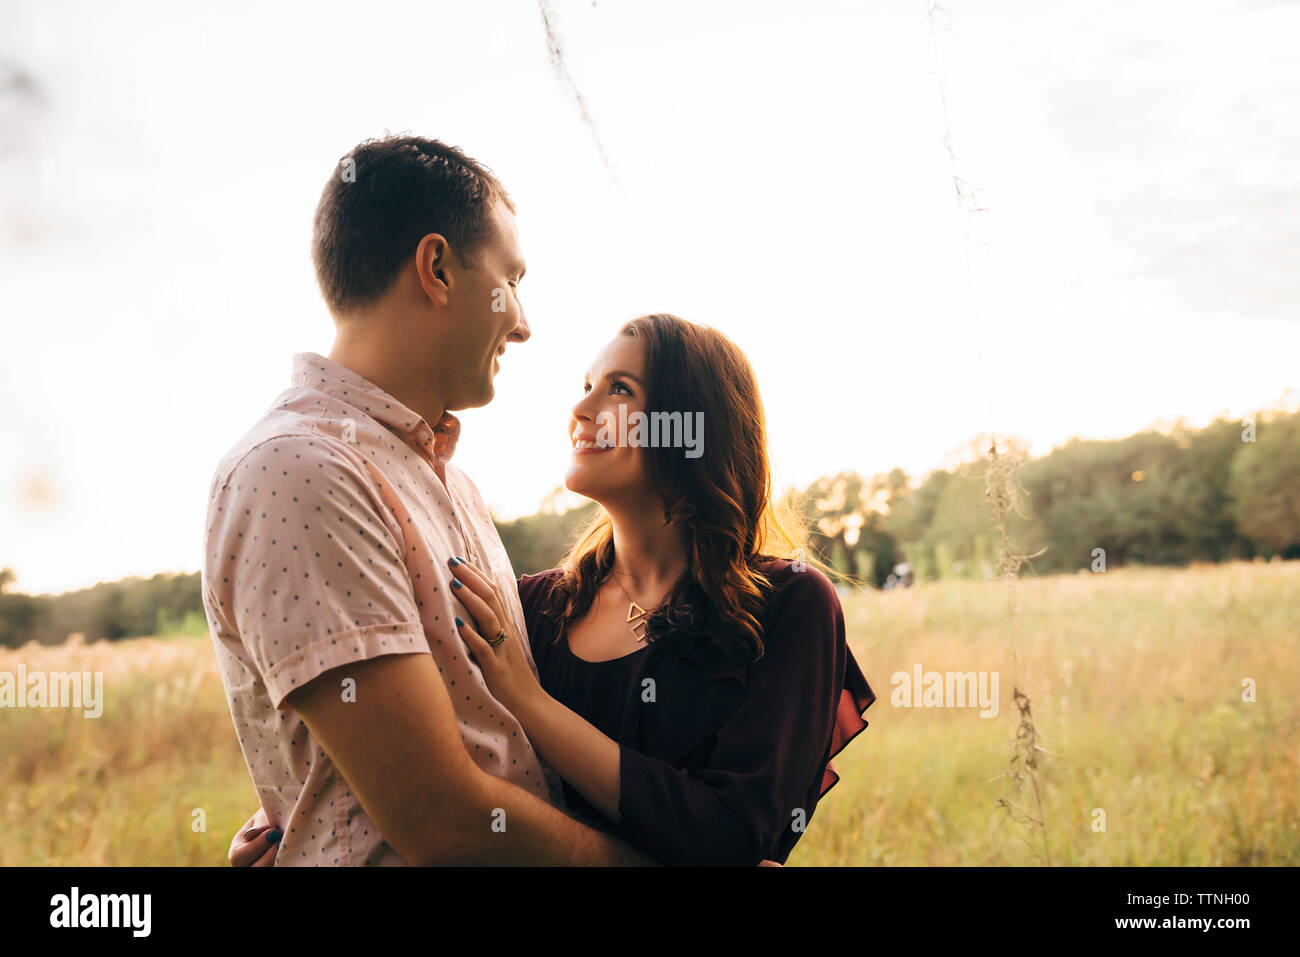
[
  {"left": 423, "top": 767, "right": 658, "bottom": 866},
  {"left": 287, "top": 654, "right": 657, "bottom": 866}
]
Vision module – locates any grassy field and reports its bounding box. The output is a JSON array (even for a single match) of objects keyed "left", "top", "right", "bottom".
[{"left": 2, "top": 560, "right": 1296, "bottom": 866}]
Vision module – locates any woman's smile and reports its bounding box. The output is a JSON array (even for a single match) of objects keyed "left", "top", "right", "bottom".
[{"left": 571, "top": 432, "right": 615, "bottom": 455}]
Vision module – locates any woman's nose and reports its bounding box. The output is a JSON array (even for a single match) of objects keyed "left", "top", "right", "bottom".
[{"left": 571, "top": 391, "right": 600, "bottom": 425}]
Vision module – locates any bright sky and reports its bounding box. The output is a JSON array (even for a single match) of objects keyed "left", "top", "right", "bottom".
[{"left": 1, "top": 0, "right": 1297, "bottom": 595}]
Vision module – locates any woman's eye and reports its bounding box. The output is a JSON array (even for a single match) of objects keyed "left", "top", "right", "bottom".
[{"left": 582, "top": 380, "right": 630, "bottom": 396}]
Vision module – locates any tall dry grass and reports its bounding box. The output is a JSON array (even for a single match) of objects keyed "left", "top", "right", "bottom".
[
  {"left": 2, "top": 560, "right": 1296, "bottom": 865},
  {"left": 1, "top": 634, "right": 254, "bottom": 865},
  {"left": 790, "top": 559, "right": 1300, "bottom": 865}
]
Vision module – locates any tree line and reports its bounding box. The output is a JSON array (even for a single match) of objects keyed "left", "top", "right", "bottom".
[
  {"left": 796, "top": 411, "right": 1299, "bottom": 585},
  {"left": 2, "top": 410, "right": 1295, "bottom": 647}
]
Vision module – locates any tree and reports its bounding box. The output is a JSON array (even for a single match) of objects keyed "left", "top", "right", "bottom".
[
  {"left": 1227, "top": 413, "right": 1300, "bottom": 555},
  {"left": 0, "top": 567, "right": 47, "bottom": 648}
]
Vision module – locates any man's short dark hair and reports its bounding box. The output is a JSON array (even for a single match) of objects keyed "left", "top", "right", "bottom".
[{"left": 311, "top": 135, "right": 515, "bottom": 316}]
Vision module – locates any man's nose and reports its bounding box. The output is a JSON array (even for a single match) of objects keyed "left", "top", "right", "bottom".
[{"left": 510, "top": 305, "right": 531, "bottom": 343}]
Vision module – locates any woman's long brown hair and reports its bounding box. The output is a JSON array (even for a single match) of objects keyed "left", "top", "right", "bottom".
[{"left": 546, "top": 314, "right": 816, "bottom": 667}]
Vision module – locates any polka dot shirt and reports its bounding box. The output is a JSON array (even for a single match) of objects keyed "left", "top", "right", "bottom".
[{"left": 201, "top": 352, "right": 564, "bottom": 865}]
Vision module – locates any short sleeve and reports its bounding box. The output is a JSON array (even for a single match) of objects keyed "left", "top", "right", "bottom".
[
  {"left": 613, "top": 567, "right": 850, "bottom": 865},
  {"left": 203, "top": 434, "right": 428, "bottom": 708}
]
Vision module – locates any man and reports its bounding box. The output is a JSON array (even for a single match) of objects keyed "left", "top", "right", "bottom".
[{"left": 202, "top": 135, "right": 653, "bottom": 865}]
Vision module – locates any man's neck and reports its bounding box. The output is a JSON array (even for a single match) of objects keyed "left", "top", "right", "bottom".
[{"left": 329, "top": 320, "right": 447, "bottom": 429}]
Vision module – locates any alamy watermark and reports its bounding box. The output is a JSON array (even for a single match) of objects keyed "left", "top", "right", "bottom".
[
  {"left": 0, "top": 665, "right": 103, "bottom": 718},
  {"left": 891, "top": 663, "right": 999, "bottom": 718},
  {"left": 49, "top": 887, "right": 150, "bottom": 936},
  {"left": 593, "top": 406, "right": 704, "bottom": 459}
]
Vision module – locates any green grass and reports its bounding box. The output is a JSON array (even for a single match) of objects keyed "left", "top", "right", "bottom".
[{"left": 2, "top": 560, "right": 1296, "bottom": 865}]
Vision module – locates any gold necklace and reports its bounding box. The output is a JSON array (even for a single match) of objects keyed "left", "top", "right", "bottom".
[{"left": 607, "top": 565, "right": 680, "bottom": 642}]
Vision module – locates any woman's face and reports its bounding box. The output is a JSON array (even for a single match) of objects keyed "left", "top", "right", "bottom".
[{"left": 564, "top": 335, "right": 652, "bottom": 506}]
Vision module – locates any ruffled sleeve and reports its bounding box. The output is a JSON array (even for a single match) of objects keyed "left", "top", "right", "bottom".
[{"left": 820, "top": 644, "right": 876, "bottom": 798}]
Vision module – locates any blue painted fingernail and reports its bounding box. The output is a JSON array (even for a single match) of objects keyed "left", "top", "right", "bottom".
[
  {"left": 449, "top": 556, "right": 459, "bottom": 566},
  {"left": 452, "top": 578, "right": 462, "bottom": 589},
  {"left": 266, "top": 828, "right": 283, "bottom": 844},
  {"left": 456, "top": 556, "right": 466, "bottom": 564},
  {"left": 455, "top": 616, "right": 464, "bottom": 627}
]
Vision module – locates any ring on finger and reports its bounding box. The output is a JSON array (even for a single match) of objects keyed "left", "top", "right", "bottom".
[{"left": 487, "top": 629, "right": 508, "bottom": 647}]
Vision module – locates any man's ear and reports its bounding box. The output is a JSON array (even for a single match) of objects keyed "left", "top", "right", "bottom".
[{"left": 415, "top": 232, "right": 452, "bottom": 307}]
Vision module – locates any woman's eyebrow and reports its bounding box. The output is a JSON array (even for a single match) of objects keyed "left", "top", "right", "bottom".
[
  {"left": 584, "top": 369, "right": 644, "bottom": 386},
  {"left": 605, "top": 370, "right": 643, "bottom": 386}
]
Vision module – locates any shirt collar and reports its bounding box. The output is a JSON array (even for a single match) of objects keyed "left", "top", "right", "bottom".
[{"left": 290, "top": 351, "right": 461, "bottom": 465}]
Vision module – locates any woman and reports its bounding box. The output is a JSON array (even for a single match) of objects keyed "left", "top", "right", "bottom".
[{"left": 232, "top": 314, "right": 874, "bottom": 866}]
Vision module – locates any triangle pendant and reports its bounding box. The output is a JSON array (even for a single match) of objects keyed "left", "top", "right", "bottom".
[{"left": 626, "top": 601, "right": 646, "bottom": 622}]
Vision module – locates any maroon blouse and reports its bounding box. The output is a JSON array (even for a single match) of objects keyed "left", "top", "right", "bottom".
[{"left": 517, "top": 559, "right": 875, "bottom": 866}]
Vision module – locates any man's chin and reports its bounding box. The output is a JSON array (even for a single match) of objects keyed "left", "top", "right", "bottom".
[{"left": 448, "top": 381, "right": 494, "bottom": 412}]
